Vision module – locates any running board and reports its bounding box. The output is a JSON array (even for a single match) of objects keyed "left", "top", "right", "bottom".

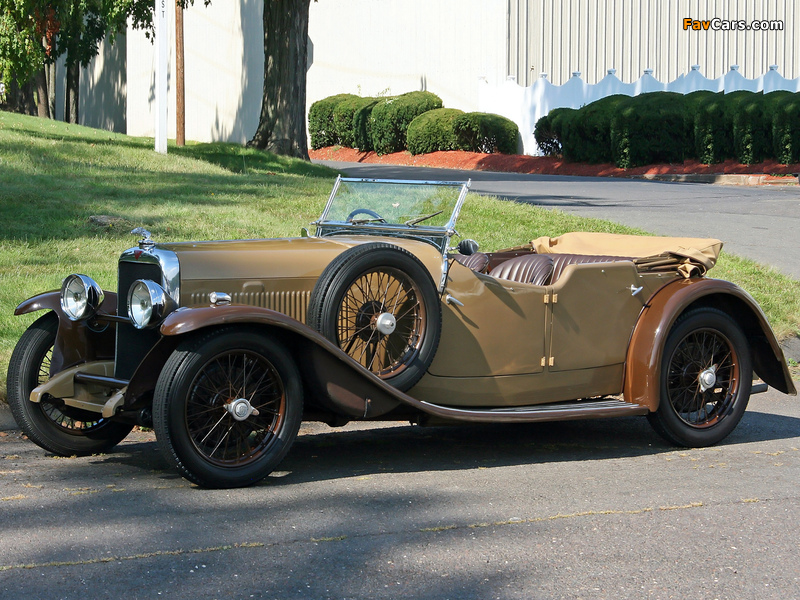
[{"left": 413, "top": 398, "right": 650, "bottom": 424}]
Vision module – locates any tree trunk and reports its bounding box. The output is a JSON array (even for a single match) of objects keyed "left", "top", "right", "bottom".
[
  {"left": 65, "top": 61, "right": 79, "bottom": 124},
  {"left": 35, "top": 69, "right": 50, "bottom": 118},
  {"left": 248, "top": 0, "right": 310, "bottom": 159},
  {"left": 47, "top": 63, "right": 57, "bottom": 119},
  {"left": 4, "top": 80, "right": 36, "bottom": 115}
]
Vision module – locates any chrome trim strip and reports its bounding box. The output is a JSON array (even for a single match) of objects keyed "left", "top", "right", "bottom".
[{"left": 118, "top": 246, "right": 181, "bottom": 305}]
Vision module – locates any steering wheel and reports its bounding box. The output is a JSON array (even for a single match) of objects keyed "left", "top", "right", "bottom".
[{"left": 347, "top": 208, "right": 386, "bottom": 223}]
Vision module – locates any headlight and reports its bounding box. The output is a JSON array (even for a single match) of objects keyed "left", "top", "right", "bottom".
[
  {"left": 128, "top": 279, "right": 175, "bottom": 329},
  {"left": 60, "top": 274, "right": 104, "bottom": 321}
]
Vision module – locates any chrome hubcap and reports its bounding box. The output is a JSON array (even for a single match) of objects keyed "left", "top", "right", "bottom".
[
  {"left": 698, "top": 366, "right": 718, "bottom": 392},
  {"left": 225, "top": 398, "right": 260, "bottom": 422},
  {"left": 375, "top": 312, "right": 397, "bottom": 335}
]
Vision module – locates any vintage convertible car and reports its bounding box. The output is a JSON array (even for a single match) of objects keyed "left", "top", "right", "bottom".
[{"left": 7, "top": 177, "right": 796, "bottom": 488}]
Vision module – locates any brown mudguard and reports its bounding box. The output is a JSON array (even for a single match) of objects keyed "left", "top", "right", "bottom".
[
  {"left": 15, "top": 291, "right": 118, "bottom": 375},
  {"left": 625, "top": 278, "right": 797, "bottom": 411}
]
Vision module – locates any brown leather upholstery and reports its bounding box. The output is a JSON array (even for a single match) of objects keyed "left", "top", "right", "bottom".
[
  {"left": 549, "top": 254, "right": 631, "bottom": 283},
  {"left": 489, "top": 254, "right": 554, "bottom": 286},
  {"left": 452, "top": 252, "right": 490, "bottom": 273}
]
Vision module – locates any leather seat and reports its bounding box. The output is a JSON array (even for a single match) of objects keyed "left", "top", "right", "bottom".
[
  {"left": 489, "top": 254, "right": 554, "bottom": 286},
  {"left": 452, "top": 252, "right": 490, "bottom": 273}
]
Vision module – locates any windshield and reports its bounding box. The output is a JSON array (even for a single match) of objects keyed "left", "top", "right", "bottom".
[{"left": 318, "top": 178, "right": 469, "bottom": 231}]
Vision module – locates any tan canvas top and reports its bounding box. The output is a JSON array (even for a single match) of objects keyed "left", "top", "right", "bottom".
[{"left": 528, "top": 232, "right": 723, "bottom": 277}]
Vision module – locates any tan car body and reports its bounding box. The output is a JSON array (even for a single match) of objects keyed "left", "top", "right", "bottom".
[{"left": 16, "top": 234, "right": 795, "bottom": 426}]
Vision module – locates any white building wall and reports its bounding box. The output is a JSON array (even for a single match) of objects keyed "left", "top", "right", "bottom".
[
  {"left": 307, "top": 0, "right": 507, "bottom": 114},
  {"left": 126, "top": 0, "right": 264, "bottom": 143},
  {"left": 507, "top": 0, "right": 797, "bottom": 86}
]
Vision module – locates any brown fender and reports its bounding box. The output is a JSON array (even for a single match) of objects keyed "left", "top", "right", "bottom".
[
  {"left": 624, "top": 278, "right": 797, "bottom": 411},
  {"left": 156, "top": 305, "right": 407, "bottom": 418},
  {"left": 15, "top": 291, "right": 118, "bottom": 375}
]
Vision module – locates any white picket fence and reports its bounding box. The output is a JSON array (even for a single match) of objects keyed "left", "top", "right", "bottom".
[{"left": 478, "top": 65, "right": 800, "bottom": 156}]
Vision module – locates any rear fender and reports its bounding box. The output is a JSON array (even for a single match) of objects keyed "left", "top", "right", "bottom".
[
  {"left": 15, "top": 290, "right": 118, "bottom": 375},
  {"left": 624, "top": 278, "right": 797, "bottom": 411}
]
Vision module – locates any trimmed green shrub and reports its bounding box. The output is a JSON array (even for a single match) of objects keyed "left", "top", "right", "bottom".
[
  {"left": 772, "top": 92, "right": 800, "bottom": 164},
  {"left": 370, "top": 91, "right": 443, "bottom": 155},
  {"left": 610, "top": 92, "right": 687, "bottom": 168},
  {"left": 533, "top": 113, "right": 557, "bottom": 156},
  {"left": 308, "top": 94, "right": 358, "bottom": 149},
  {"left": 548, "top": 107, "right": 578, "bottom": 156},
  {"left": 453, "top": 112, "right": 519, "bottom": 154},
  {"left": 682, "top": 90, "right": 717, "bottom": 159},
  {"left": 732, "top": 92, "right": 771, "bottom": 164},
  {"left": 562, "top": 95, "right": 631, "bottom": 163},
  {"left": 332, "top": 96, "right": 377, "bottom": 149},
  {"left": 693, "top": 92, "right": 731, "bottom": 164},
  {"left": 407, "top": 108, "right": 464, "bottom": 155},
  {"left": 352, "top": 97, "right": 381, "bottom": 151}
]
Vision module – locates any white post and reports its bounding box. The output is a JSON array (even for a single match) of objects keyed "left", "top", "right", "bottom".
[{"left": 154, "top": 0, "right": 168, "bottom": 154}]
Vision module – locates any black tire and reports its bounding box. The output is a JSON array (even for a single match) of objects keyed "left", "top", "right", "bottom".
[
  {"left": 647, "top": 307, "right": 752, "bottom": 447},
  {"left": 153, "top": 328, "right": 303, "bottom": 488},
  {"left": 307, "top": 242, "right": 442, "bottom": 392},
  {"left": 6, "top": 312, "right": 133, "bottom": 456}
]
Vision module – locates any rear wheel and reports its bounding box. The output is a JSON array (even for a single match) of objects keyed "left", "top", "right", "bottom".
[
  {"left": 6, "top": 312, "right": 132, "bottom": 456},
  {"left": 647, "top": 308, "right": 752, "bottom": 447},
  {"left": 153, "top": 328, "right": 303, "bottom": 488}
]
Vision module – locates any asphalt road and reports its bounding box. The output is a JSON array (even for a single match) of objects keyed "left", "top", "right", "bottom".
[
  {"left": 1, "top": 389, "right": 798, "bottom": 600},
  {"left": 316, "top": 161, "right": 800, "bottom": 281}
]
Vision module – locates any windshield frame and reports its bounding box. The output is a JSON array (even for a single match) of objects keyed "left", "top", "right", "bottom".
[{"left": 314, "top": 177, "right": 470, "bottom": 250}]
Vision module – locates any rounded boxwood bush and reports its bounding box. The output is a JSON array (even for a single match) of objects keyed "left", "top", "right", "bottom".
[
  {"left": 453, "top": 112, "right": 519, "bottom": 154},
  {"left": 332, "top": 96, "right": 378, "bottom": 149},
  {"left": 370, "top": 91, "right": 443, "bottom": 155},
  {"left": 533, "top": 113, "right": 557, "bottom": 156},
  {"left": 610, "top": 92, "right": 687, "bottom": 168},
  {"left": 308, "top": 93, "right": 358, "bottom": 149},
  {"left": 407, "top": 108, "right": 464, "bottom": 155},
  {"left": 772, "top": 92, "right": 800, "bottom": 164},
  {"left": 562, "top": 95, "right": 631, "bottom": 163},
  {"left": 682, "top": 90, "right": 717, "bottom": 160},
  {"left": 352, "top": 98, "right": 381, "bottom": 151}
]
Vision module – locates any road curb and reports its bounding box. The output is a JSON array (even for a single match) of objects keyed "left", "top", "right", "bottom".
[{"left": 638, "top": 173, "right": 799, "bottom": 186}]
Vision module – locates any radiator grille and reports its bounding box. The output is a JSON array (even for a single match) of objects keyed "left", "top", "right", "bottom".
[{"left": 116, "top": 262, "right": 163, "bottom": 380}]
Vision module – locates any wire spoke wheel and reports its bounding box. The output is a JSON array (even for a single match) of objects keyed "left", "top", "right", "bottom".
[
  {"left": 185, "top": 350, "right": 287, "bottom": 467},
  {"left": 648, "top": 307, "right": 752, "bottom": 447},
  {"left": 7, "top": 312, "right": 132, "bottom": 456},
  {"left": 665, "top": 328, "right": 738, "bottom": 428},
  {"left": 336, "top": 267, "right": 426, "bottom": 378},
  {"left": 308, "top": 242, "right": 442, "bottom": 393},
  {"left": 153, "top": 329, "right": 303, "bottom": 488}
]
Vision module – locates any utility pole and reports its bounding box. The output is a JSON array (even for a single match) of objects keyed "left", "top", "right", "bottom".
[{"left": 175, "top": 0, "right": 185, "bottom": 146}]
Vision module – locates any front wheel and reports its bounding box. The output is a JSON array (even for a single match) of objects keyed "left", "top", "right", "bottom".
[
  {"left": 153, "top": 328, "right": 303, "bottom": 488},
  {"left": 647, "top": 308, "right": 752, "bottom": 447},
  {"left": 6, "top": 312, "right": 133, "bottom": 456}
]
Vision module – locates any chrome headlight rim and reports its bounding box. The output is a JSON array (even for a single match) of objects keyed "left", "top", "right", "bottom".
[
  {"left": 60, "top": 274, "right": 104, "bottom": 322},
  {"left": 127, "top": 279, "right": 175, "bottom": 330}
]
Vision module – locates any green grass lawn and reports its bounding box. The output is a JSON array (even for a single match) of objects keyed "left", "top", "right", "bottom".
[{"left": 1, "top": 110, "right": 798, "bottom": 401}]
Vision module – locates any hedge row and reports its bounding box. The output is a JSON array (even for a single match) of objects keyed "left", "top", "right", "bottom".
[
  {"left": 309, "top": 92, "right": 520, "bottom": 155},
  {"left": 534, "top": 91, "right": 800, "bottom": 167}
]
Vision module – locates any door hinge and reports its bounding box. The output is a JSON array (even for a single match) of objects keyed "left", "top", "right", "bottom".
[
  {"left": 549, "top": 356, "right": 555, "bottom": 367},
  {"left": 541, "top": 356, "right": 546, "bottom": 367}
]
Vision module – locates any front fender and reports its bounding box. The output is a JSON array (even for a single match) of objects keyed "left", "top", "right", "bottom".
[
  {"left": 15, "top": 290, "right": 118, "bottom": 374},
  {"left": 156, "top": 305, "right": 406, "bottom": 418},
  {"left": 624, "top": 278, "right": 797, "bottom": 411}
]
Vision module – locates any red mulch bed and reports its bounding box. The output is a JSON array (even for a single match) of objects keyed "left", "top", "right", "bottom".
[{"left": 310, "top": 147, "right": 800, "bottom": 180}]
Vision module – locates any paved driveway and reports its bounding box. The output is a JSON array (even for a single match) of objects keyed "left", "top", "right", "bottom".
[
  {"left": 1, "top": 390, "right": 798, "bottom": 599},
  {"left": 316, "top": 161, "right": 800, "bottom": 281}
]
